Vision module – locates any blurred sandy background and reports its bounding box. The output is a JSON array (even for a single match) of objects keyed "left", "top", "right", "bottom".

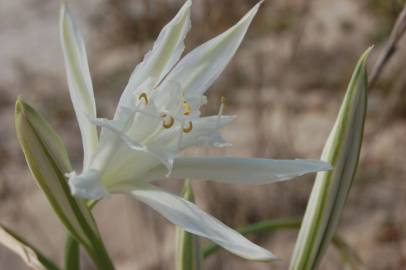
[{"left": 1, "top": 0, "right": 406, "bottom": 269}]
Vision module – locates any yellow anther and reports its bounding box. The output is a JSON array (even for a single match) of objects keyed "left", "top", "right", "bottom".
[
  {"left": 183, "top": 101, "right": 191, "bottom": 116},
  {"left": 220, "top": 96, "right": 225, "bottom": 104},
  {"left": 183, "top": 121, "right": 193, "bottom": 133},
  {"left": 138, "top": 92, "right": 149, "bottom": 104},
  {"left": 162, "top": 115, "right": 175, "bottom": 129}
]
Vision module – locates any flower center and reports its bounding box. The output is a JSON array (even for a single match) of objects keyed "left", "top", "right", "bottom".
[{"left": 137, "top": 92, "right": 195, "bottom": 133}]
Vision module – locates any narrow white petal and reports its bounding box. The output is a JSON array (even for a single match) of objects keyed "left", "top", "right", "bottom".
[
  {"left": 165, "top": 1, "right": 262, "bottom": 97},
  {"left": 60, "top": 3, "right": 98, "bottom": 168},
  {"left": 153, "top": 80, "right": 184, "bottom": 115},
  {"left": 179, "top": 115, "right": 235, "bottom": 149},
  {"left": 116, "top": 0, "right": 192, "bottom": 111},
  {"left": 131, "top": 185, "right": 277, "bottom": 261},
  {"left": 88, "top": 116, "right": 146, "bottom": 152},
  {"left": 143, "top": 157, "right": 332, "bottom": 184}
]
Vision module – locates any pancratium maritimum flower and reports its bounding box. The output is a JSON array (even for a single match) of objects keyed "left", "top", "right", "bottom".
[{"left": 61, "top": 0, "right": 331, "bottom": 261}]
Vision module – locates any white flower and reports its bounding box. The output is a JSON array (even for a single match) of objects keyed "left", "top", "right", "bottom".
[{"left": 60, "top": 0, "right": 331, "bottom": 261}]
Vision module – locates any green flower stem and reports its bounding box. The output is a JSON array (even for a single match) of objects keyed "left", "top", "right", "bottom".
[
  {"left": 86, "top": 240, "right": 115, "bottom": 270},
  {"left": 203, "top": 217, "right": 362, "bottom": 270},
  {"left": 87, "top": 200, "right": 99, "bottom": 210},
  {"left": 64, "top": 234, "right": 113, "bottom": 270},
  {"left": 64, "top": 234, "right": 79, "bottom": 270},
  {"left": 64, "top": 201, "right": 114, "bottom": 270}
]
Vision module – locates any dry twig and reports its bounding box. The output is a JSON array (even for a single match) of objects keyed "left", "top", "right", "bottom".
[{"left": 369, "top": 3, "right": 406, "bottom": 88}]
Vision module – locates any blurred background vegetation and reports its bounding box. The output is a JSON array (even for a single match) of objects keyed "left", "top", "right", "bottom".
[{"left": 1, "top": 0, "right": 406, "bottom": 269}]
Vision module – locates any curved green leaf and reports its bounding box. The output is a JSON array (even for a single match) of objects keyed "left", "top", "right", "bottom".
[{"left": 64, "top": 234, "right": 80, "bottom": 270}]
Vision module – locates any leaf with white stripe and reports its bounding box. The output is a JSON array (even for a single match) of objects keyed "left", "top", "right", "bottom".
[{"left": 289, "top": 47, "right": 372, "bottom": 270}]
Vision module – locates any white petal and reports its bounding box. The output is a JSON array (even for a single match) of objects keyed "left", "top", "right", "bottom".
[
  {"left": 88, "top": 116, "right": 146, "bottom": 152},
  {"left": 131, "top": 185, "right": 277, "bottom": 261},
  {"left": 116, "top": 0, "right": 192, "bottom": 112},
  {"left": 60, "top": 3, "right": 98, "bottom": 169},
  {"left": 143, "top": 157, "right": 332, "bottom": 184},
  {"left": 153, "top": 80, "right": 183, "bottom": 115},
  {"left": 126, "top": 102, "right": 163, "bottom": 142},
  {"left": 87, "top": 106, "right": 144, "bottom": 172},
  {"left": 165, "top": 1, "right": 262, "bottom": 97}
]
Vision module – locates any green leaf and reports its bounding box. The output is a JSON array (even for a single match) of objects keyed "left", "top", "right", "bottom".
[
  {"left": 289, "top": 47, "right": 372, "bottom": 270},
  {"left": 15, "top": 99, "right": 114, "bottom": 270},
  {"left": 0, "top": 224, "right": 60, "bottom": 270},
  {"left": 175, "top": 180, "right": 203, "bottom": 270}
]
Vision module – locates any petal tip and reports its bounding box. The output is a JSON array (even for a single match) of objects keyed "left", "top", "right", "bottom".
[
  {"left": 295, "top": 159, "right": 333, "bottom": 172},
  {"left": 322, "top": 162, "right": 333, "bottom": 171},
  {"left": 184, "top": 0, "right": 192, "bottom": 8},
  {"left": 59, "top": 0, "right": 68, "bottom": 17},
  {"left": 176, "top": 0, "right": 192, "bottom": 16},
  {"left": 237, "top": 247, "right": 279, "bottom": 262},
  {"left": 248, "top": 0, "right": 264, "bottom": 17},
  {"left": 314, "top": 160, "right": 333, "bottom": 171}
]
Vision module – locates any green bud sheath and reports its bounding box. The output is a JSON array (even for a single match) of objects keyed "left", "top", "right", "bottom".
[{"left": 15, "top": 99, "right": 114, "bottom": 270}]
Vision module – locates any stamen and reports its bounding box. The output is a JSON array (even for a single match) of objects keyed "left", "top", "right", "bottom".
[
  {"left": 138, "top": 92, "right": 149, "bottom": 104},
  {"left": 182, "top": 101, "right": 191, "bottom": 116},
  {"left": 221, "top": 96, "right": 225, "bottom": 105},
  {"left": 216, "top": 96, "right": 225, "bottom": 127},
  {"left": 162, "top": 114, "right": 175, "bottom": 129},
  {"left": 183, "top": 121, "right": 193, "bottom": 133},
  {"left": 176, "top": 122, "right": 184, "bottom": 150}
]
